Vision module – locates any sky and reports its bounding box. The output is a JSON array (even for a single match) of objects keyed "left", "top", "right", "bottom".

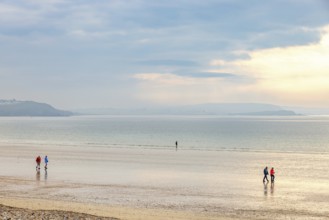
[{"left": 1, "top": 0, "right": 329, "bottom": 109}]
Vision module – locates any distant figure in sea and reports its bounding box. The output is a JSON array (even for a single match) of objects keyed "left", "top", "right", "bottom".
[
  {"left": 44, "top": 155, "right": 49, "bottom": 170},
  {"left": 263, "top": 166, "right": 269, "bottom": 183},
  {"left": 270, "top": 167, "right": 275, "bottom": 183},
  {"left": 175, "top": 141, "right": 178, "bottom": 150},
  {"left": 36, "top": 155, "right": 41, "bottom": 171}
]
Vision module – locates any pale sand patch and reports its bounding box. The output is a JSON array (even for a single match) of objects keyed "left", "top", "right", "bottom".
[{"left": 0, "top": 197, "right": 234, "bottom": 220}]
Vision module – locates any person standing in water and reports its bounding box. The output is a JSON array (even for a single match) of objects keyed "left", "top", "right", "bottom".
[
  {"left": 36, "top": 156, "right": 41, "bottom": 171},
  {"left": 175, "top": 141, "right": 178, "bottom": 150},
  {"left": 263, "top": 166, "right": 269, "bottom": 183},
  {"left": 44, "top": 155, "right": 49, "bottom": 170},
  {"left": 270, "top": 167, "right": 275, "bottom": 183}
]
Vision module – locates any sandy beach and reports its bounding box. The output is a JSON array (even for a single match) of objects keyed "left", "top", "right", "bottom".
[
  {"left": 0, "top": 144, "right": 237, "bottom": 220},
  {"left": 0, "top": 198, "right": 229, "bottom": 220},
  {"left": 0, "top": 200, "right": 233, "bottom": 220},
  {"left": 0, "top": 203, "right": 115, "bottom": 220},
  {"left": 0, "top": 196, "right": 235, "bottom": 220},
  {"left": 1, "top": 141, "right": 329, "bottom": 219}
]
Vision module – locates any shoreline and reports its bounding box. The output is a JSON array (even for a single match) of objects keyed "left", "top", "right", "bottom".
[{"left": 0, "top": 196, "right": 233, "bottom": 220}]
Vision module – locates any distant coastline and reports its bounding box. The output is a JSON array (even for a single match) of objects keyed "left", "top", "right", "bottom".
[
  {"left": 75, "top": 103, "right": 300, "bottom": 116},
  {"left": 3, "top": 100, "right": 326, "bottom": 116},
  {"left": 0, "top": 100, "right": 73, "bottom": 117}
]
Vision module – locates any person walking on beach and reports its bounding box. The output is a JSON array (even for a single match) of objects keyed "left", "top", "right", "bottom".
[
  {"left": 263, "top": 166, "right": 269, "bottom": 183},
  {"left": 44, "top": 155, "right": 49, "bottom": 170},
  {"left": 36, "top": 155, "right": 41, "bottom": 171},
  {"left": 270, "top": 167, "right": 275, "bottom": 183},
  {"left": 175, "top": 141, "right": 178, "bottom": 150}
]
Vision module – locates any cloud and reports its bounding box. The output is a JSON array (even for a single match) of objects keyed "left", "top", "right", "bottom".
[
  {"left": 133, "top": 72, "right": 262, "bottom": 105},
  {"left": 134, "top": 71, "right": 242, "bottom": 82},
  {"left": 210, "top": 25, "right": 329, "bottom": 107},
  {"left": 132, "top": 25, "right": 329, "bottom": 107},
  {"left": 68, "top": 29, "right": 126, "bottom": 39},
  {"left": 1, "top": 1, "right": 329, "bottom": 108},
  {"left": 137, "top": 59, "right": 198, "bottom": 67},
  {"left": 174, "top": 71, "right": 237, "bottom": 78}
]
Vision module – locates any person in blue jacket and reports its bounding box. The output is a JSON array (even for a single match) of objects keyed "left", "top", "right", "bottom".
[
  {"left": 44, "top": 155, "right": 49, "bottom": 170},
  {"left": 263, "top": 166, "right": 269, "bottom": 183}
]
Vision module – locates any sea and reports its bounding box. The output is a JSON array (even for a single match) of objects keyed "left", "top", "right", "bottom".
[
  {"left": 0, "top": 115, "right": 328, "bottom": 153},
  {"left": 0, "top": 115, "right": 328, "bottom": 219}
]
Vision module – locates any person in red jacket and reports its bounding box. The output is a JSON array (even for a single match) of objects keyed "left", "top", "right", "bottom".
[
  {"left": 36, "top": 156, "right": 41, "bottom": 171},
  {"left": 270, "top": 167, "right": 275, "bottom": 183}
]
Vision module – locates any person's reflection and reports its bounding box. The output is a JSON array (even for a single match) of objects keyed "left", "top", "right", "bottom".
[
  {"left": 263, "top": 181, "right": 268, "bottom": 196},
  {"left": 270, "top": 182, "right": 275, "bottom": 195},
  {"left": 36, "top": 171, "right": 40, "bottom": 184},
  {"left": 44, "top": 170, "right": 48, "bottom": 182}
]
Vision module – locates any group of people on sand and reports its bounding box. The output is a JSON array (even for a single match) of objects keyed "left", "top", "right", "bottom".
[
  {"left": 263, "top": 166, "right": 275, "bottom": 183},
  {"left": 35, "top": 155, "right": 48, "bottom": 171}
]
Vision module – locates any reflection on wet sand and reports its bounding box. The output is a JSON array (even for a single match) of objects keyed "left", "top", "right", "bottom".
[
  {"left": 263, "top": 182, "right": 268, "bottom": 196},
  {"left": 36, "top": 171, "right": 40, "bottom": 185},
  {"left": 264, "top": 181, "right": 275, "bottom": 197}
]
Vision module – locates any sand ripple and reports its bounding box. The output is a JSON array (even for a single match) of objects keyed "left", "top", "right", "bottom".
[{"left": 0, "top": 204, "right": 118, "bottom": 220}]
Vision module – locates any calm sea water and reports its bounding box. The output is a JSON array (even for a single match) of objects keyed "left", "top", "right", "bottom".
[{"left": 0, "top": 115, "right": 328, "bottom": 153}]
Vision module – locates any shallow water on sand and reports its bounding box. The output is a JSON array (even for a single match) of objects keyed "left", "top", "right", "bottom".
[
  {"left": 0, "top": 116, "right": 328, "bottom": 219},
  {"left": 0, "top": 145, "right": 328, "bottom": 219}
]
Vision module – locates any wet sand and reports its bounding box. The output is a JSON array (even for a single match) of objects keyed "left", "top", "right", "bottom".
[
  {"left": 0, "top": 144, "right": 329, "bottom": 219},
  {"left": 0, "top": 144, "right": 236, "bottom": 220},
  {"left": 0, "top": 175, "right": 235, "bottom": 220}
]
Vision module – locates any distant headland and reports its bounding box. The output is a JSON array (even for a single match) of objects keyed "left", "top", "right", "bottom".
[{"left": 0, "top": 99, "right": 73, "bottom": 116}]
